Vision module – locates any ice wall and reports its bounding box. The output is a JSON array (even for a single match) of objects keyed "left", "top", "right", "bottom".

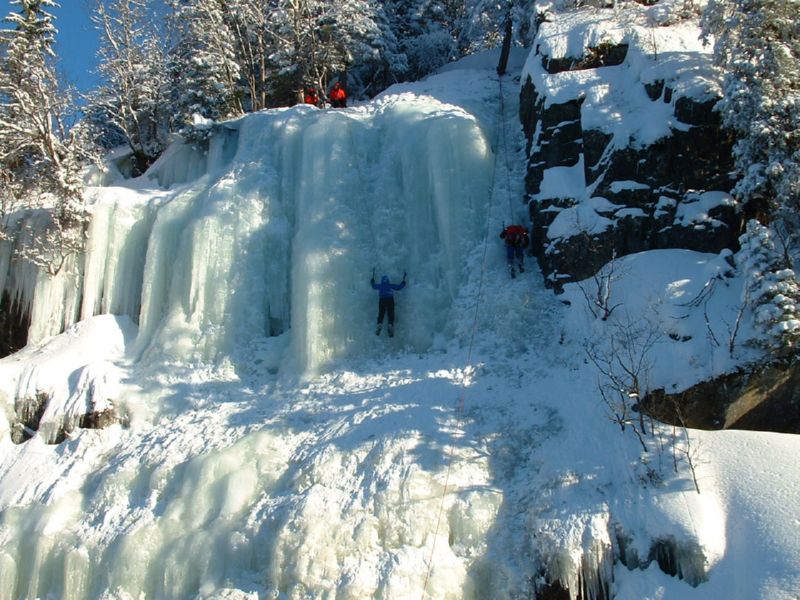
[
  {"left": 0, "top": 420, "right": 501, "bottom": 600},
  {"left": 0, "top": 210, "right": 83, "bottom": 345},
  {"left": 5, "top": 96, "right": 493, "bottom": 373}
]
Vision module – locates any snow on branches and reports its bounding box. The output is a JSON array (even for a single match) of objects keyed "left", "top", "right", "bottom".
[
  {"left": 169, "top": 0, "right": 243, "bottom": 142},
  {"left": 89, "top": 0, "right": 169, "bottom": 174},
  {"left": 738, "top": 219, "right": 800, "bottom": 352},
  {"left": 0, "top": 0, "right": 96, "bottom": 275},
  {"left": 702, "top": 0, "right": 800, "bottom": 225}
]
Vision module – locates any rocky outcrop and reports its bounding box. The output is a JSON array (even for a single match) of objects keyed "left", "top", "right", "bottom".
[
  {"left": 11, "top": 392, "right": 49, "bottom": 444},
  {"left": 542, "top": 42, "right": 629, "bottom": 74},
  {"left": 520, "top": 39, "right": 739, "bottom": 290},
  {"left": 641, "top": 358, "right": 800, "bottom": 433},
  {"left": 11, "top": 391, "right": 128, "bottom": 445}
]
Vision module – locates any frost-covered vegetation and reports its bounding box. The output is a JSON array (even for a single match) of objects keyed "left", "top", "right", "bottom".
[{"left": 702, "top": 0, "right": 800, "bottom": 226}]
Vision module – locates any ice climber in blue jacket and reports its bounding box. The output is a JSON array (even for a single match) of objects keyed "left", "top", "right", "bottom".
[{"left": 371, "top": 271, "right": 406, "bottom": 337}]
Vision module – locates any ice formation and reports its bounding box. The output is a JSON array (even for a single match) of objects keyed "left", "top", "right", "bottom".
[
  {"left": 1, "top": 96, "right": 493, "bottom": 374},
  {"left": 0, "top": 88, "right": 504, "bottom": 599}
]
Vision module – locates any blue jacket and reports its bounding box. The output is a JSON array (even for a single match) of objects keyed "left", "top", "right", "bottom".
[{"left": 371, "top": 275, "right": 406, "bottom": 298}]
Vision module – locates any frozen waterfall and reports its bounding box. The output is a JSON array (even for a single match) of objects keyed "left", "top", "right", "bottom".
[{"left": 3, "top": 94, "right": 493, "bottom": 374}]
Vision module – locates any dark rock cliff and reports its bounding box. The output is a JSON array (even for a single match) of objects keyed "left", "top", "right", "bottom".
[
  {"left": 0, "top": 291, "right": 29, "bottom": 357},
  {"left": 520, "top": 40, "right": 739, "bottom": 291},
  {"left": 518, "top": 23, "right": 800, "bottom": 436},
  {"left": 641, "top": 357, "right": 800, "bottom": 433}
]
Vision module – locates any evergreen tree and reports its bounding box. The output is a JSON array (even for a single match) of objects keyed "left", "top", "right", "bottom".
[
  {"left": 384, "top": 0, "right": 458, "bottom": 81},
  {"left": 268, "top": 0, "right": 386, "bottom": 104},
  {"left": 168, "top": 0, "right": 243, "bottom": 141},
  {"left": 738, "top": 219, "right": 800, "bottom": 352},
  {"left": 345, "top": 0, "right": 408, "bottom": 98},
  {"left": 702, "top": 0, "right": 800, "bottom": 234},
  {"left": 381, "top": 0, "right": 531, "bottom": 82},
  {"left": 460, "top": 0, "right": 537, "bottom": 53},
  {"left": 90, "top": 0, "right": 170, "bottom": 175}
]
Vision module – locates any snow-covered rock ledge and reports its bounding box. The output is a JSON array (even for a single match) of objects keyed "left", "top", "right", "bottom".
[
  {"left": 520, "top": 3, "right": 739, "bottom": 288},
  {"left": 0, "top": 316, "right": 135, "bottom": 445},
  {"left": 642, "top": 356, "right": 800, "bottom": 433}
]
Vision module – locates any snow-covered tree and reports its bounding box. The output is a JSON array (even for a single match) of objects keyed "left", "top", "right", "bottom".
[
  {"left": 379, "top": 0, "right": 533, "bottom": 82},
  {"left": 168, "top": 0, "right": 243, "bottom": 141},
  {"left": 223, "top": 0, "right": 274, "bottom": 111},
  {"left": 702, "top": 0, "right": 800, "bottom": 233},
  {"left": 0, "top": 0, "right": 95, "bottom": 274},
  {"left": 90, "top": 0, "right": 169, "bottom": 174},
  {"left": 460, "top": 0, "right": 537, "bottom": 53},
  {"left": 738, "top": 219, "right": 800, "bottom": 352},
  {"left": 267, "top": 0, "right": 386, "bottom": 103},
  {"left": 347, "top": 1, "right": 408, "bottom": 98},
  {"left": 383, "top": 0, "right": 458, "bottom": 81}
]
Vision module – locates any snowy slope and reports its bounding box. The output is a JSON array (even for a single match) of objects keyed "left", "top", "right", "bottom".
[{"left": 0, "top": 40, "right": 798, "bottom": 600}]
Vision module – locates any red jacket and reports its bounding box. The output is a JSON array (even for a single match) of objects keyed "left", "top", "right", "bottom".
[
  {"left": 500, "top": 225, "right": 529, "bottom": 248},
  {"left": 330, "top": 85, "right": 347, "bottom": 102}
]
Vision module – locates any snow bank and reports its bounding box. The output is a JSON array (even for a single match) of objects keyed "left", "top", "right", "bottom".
[
  {"left": 523, "top": 4, "right": 721, "bottom": 149},
  {"left": 560, "top": 248, "right": 759, "bottom": 391},
  {"left": 0, "top": 315, "right": 135, "bottom": 444}
]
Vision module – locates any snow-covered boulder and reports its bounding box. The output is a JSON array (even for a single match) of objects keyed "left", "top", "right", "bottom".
[{"left": 0, "top": 315, "right": 135, "bottom": 444}]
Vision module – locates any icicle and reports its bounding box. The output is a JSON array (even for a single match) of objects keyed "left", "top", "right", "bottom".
[
  {"left": 63, "top": 547, "right": 90, "bottom": 600},
  {"left": 534, "top": 513, "right": 614, "bottom": 600},
  {"left": 146, "top": 140, "right": 208, "bottom": 188},
  {"left": 649, "top": 536, "right": 707, "bottom": 586},
  {"left": 81, "top": 190, "right": 155, "bottom": 323},
  {"left": 0, "top": 552, "right": 17, "bottom": 599}
]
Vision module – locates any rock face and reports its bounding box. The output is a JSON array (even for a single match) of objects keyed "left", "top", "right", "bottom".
[
  {"left": 11, "top": 392, "right": 127, "bottom": 445},
  {"left": 520, "top": 38, "right": 739, "bottom": 290},
  {"left": 641, "top": 358, "right": 800, "bottom": 433},
  {"left": 11, "top": 392, "right": 49, "bottom": 444}
]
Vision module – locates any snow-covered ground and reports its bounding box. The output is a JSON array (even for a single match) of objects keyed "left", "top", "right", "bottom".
[{"left": 0, "top": 12, "right": 799, "bottom": 600}]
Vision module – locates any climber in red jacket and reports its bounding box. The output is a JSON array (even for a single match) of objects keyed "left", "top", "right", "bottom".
[
  {"left": 304, "top": 86, "right": 319, "bottom": 106},
  {"left": 329, "top": 81, "right": 347, "bottom": 108},
  {"left": 500, "top": 224, "right": 530, "bottom": 278}
]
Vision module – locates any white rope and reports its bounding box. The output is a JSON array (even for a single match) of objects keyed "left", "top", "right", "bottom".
[
  {"left": 420, "top": 70, "right": 510, "bottom": 599},
  {"left": 344, "top": 115, "right": 380, "bottom": 257},
  {"left": 497, "top": 75, "right": 517, "bottom": 221}
]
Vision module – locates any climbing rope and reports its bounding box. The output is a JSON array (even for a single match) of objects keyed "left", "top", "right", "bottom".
[
  {"left": 420, "top": 69, "right": 511, "bottom": 599},
  {"left": 343, "top": 114, "right": 380, "bottom": 258},
  {"left": 497, "top": 74, "right": 517, "bottom": 221}
]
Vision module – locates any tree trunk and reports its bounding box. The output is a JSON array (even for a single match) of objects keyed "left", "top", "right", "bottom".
[{"left": 497, "top": 17, "right": 513, "bottom": 76}]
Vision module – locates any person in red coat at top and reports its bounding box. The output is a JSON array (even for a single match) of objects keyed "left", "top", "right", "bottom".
[
  {"left": 304, "top": 86, "right": 319, "bottom": 106},
  {"left": 329, "top": 81, "right": 347, "bottom": 108}
]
